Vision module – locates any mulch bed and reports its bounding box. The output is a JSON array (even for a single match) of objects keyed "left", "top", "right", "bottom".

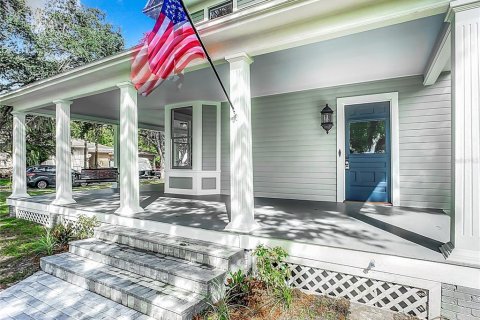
[{"left": 195, "top": 279, "right": 350, "bottom": 320}]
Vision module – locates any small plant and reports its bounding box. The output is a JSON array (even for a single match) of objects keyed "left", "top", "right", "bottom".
[
  {"left": 203, "top": 280, "right": 241, "bottom": 320},
  {"left": 226, "top": 270, "right": 250, "bottom": 307},
  {"left": 51, "top": 222, "right": 76, "bottom": 247},
  {"left": 34, "top": 227, "right": 57, "bottom": 255},
  {"left": 254, "top": 245, "right": 290, "bottom": 289},
  {"left": 254, "top": 244, "right": 293, "bottom": 309},
  {"left": 75, "top": 214, "right": 100, "bottom": 239}
]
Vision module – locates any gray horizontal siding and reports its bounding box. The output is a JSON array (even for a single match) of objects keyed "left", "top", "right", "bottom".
[
  {"left": 221, "top": 73, "right": 451, "bottom": 209},
  {"left": 202, "top": 105, "right": 217, "bottom": 171}
]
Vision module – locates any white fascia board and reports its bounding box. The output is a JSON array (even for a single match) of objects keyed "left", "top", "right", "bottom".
[{"left": 423, "top": 23, "right": 451, "bottom": 86}]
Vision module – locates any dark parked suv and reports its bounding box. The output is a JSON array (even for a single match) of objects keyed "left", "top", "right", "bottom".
[{"left": 26, "top": 165, "right": 80, "bottom": 189}]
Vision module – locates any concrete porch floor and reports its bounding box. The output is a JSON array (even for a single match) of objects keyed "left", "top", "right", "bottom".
[{"left": 20, "top": 184, "right": 451, "bottom": 263}]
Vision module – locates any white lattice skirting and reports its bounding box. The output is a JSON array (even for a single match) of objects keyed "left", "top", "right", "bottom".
[
  {"left": 15, "top": 208, "right": 50, "bottom": 226},
  {"left": 288, "top": 263, "right": 429, "bottom": 319},
  {"left": 12, "top": 207, "right": 93, "bottom": 234}
]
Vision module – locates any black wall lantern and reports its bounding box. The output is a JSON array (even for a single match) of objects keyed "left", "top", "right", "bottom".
[{"left": 321, "top": 104, "right": 334, "bottom": 134}]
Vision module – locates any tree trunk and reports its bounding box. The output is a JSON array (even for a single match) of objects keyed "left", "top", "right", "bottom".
[
  {"left": 83, "top": 140, "right": 88, "bottom": 169},
  {"left": 94, "top": 142, "right": 99, "bottom": 168}
]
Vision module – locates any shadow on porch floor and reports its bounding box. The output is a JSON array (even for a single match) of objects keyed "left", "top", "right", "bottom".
[{"left": 24, "top": 185, "right": 450, "bottom": 262}]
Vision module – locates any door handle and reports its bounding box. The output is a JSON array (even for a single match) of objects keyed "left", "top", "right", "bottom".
[
  {"left": 338, "top": 149, "right": 341, "bottom": 157},
  {"left": 345, "top": 159, "right": 350, "bottom": 170}
]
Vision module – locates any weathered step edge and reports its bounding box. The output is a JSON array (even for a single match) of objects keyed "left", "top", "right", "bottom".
[
  {"left": 95, "top": 226, "right": 246, "bottom": 271},
  {"left": 70, "top": 239, "right": 226, "bottom": 295},
  {"left": 40, "top": 254, "right": 207, "bottom": 320}
]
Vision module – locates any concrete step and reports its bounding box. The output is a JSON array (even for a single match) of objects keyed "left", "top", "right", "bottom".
[
  {"left": 70, "top": 239, "right": 226, "bottom": 295},
  {"left": 94, "top": 225, "right": 245, "bottom": 271},
  {"left": 40, "top": 253, "right": 207, "bottom": 320}
]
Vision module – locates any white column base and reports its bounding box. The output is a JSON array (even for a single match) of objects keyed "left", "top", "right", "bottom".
[
  {"left": 51, "top": 197, "right": 76, "bottom": 206},
  {"left": 225, "top": 218, "right": 261, "bottom": 233},
  {"left": 114, "top": 205, "right": 144, "bottom": 217},
  {"left": 8, "top": 193, "right": 31, "bottom": 200},
  {"left": 448, "top": 249, "right": 480, "bottom": 266}
]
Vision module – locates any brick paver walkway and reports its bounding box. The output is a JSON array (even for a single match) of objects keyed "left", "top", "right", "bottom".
[{"left": 0, "top": 272, "right": 153, "bottom": 320}]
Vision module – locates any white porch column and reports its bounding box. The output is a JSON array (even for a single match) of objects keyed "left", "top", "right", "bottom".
[
  {"left": 9, "top": 111, "right": 30, "bottom": 199},
  {"left": 114, "top": 82, "right": 144, "bottom": 215},
  {"left": 52, "top": 100, "right": 76, "bottom": 205},
  {"left": 225, "top": 53, "right": 260, "bottom": 232},
  {"left": 445, "top": 0, "right": 480, "bottom": 265}
]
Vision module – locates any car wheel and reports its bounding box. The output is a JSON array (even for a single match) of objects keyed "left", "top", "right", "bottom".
[{"left": 36, "top": 180, "right": 48, "bottom": 189}]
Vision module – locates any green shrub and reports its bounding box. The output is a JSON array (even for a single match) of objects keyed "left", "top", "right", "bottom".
[
  {"left": 51, "top": 222, "right": 76, "bottom": 246},
  {"left": 34, "top": 227, "right": 57, "bottom": 255},
  {"left": 254, "top": 244, "right": 293, "bottom": 309},
  {"left": 75, "top": 214, "right": 100, "bottom": 239},
  {"left": 254, "top": 245, "right": 290, "bottom": 288}
]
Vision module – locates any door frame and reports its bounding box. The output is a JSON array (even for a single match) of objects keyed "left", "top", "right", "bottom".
[{"left": 336, "top": 92, "right": 400, "bottom": 206}]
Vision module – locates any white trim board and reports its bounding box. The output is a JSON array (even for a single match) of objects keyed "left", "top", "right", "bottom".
[{"left": 336, "top": 92, "right": 400, "bottom": 206}]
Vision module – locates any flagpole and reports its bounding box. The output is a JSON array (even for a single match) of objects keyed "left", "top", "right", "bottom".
[{"left": 179, "top": 0, "right": 236, "bottom": 116}]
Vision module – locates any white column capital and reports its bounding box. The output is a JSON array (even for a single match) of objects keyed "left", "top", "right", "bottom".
[
  {"left": 446, "top": 0, "right": 480, "bottom": 21},
  {"left": 10, "top": 110, "right": 26, "bottom": 117},
  {"left": 116, "top": 81, "right": 135, "bottom": 90},
  {"left": 52, "top": 99, "right": 73, "bottom": 106},
  {"left": 225, "top": 52, "right": 253, "bottom": 65}
]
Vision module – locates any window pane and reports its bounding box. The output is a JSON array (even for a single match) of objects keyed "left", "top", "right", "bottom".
[
  {"left": 171, "top": 107, "right": 193, "bottom": 168},
  {"left": 209, "top": 1, "right": 233, "bottom": 20},
  {"left": 349, "top": 120, "right": 386, "bottom": 154}
]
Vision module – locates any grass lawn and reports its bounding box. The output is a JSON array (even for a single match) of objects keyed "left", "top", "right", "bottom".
[
  {"left": 0, "top": 182, "right": 115, "bottom": 291},
  {"left": 0, "top": 189, "right": 54, "bottom": 290},
  {"left": 0, "top": 178, "right": 11, "bottom": 188}
]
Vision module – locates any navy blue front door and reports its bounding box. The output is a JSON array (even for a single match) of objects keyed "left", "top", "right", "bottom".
[{"left": 345, "top": 102, "right": 391, "bottom": 203}]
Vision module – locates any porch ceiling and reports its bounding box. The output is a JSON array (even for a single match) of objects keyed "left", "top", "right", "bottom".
[{"left": 7, "top": 14, "right": 447, "bottom": 128}]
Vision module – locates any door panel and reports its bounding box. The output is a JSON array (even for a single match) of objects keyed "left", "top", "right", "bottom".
[{"left": 345, "top": 102, "right": 391, "bottom": 203}]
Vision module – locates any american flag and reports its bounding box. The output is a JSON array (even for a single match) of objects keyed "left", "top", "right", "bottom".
[{"left": 131, "top": 0, "right": 206, "bottom": 96}]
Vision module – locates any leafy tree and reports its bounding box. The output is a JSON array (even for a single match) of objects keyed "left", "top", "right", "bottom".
[
  {"left": 139, "top": 129, "right": 165, "bottom": 174},
  {"left": 71, "top": 121, "right": 114, "bottom": 168},
  {"left": 0, "top": 0, "right": 124, "bottom": 165}
]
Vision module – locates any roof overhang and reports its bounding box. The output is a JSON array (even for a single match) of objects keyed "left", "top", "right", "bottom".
[{"left": 0, "top": 0, "right": 451, "bottom": 111}]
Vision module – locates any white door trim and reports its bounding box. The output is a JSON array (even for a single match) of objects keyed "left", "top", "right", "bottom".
[{"left": 336, "top": 92, "right": 400, "bottom": 206}]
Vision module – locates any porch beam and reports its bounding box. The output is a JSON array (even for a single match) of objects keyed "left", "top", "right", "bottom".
[
  {"left": 9, "top": 111, "right": 30, "bottom": 199},
  {"left": 114, "top": 82, "right": 144, "bottom": 216},
  {"left": 443, "top": 0, "right": 480, "bottom": 265},
  {"left": 423, "top": 23, "right": 451, "bottom": 86},
  {"left": 225, "top": 53, "right": 260, "bottom": 233},
  {"left": 27, "top": 110, "right": 164, "bottom": 131},
  {"left": 52, "top": 100, "right": 76, "bottom": 205}
]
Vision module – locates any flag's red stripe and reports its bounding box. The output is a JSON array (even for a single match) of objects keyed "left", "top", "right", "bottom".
[
  {"left": 149, "top": 25, "right": 196, "bottom": 74},
  {"left": 131, "top": 8, "right": 206, "bottom": 96},
  {"left": 147, "top": 18, "right": 174, "bottom": 61},
  {"left": 158, "top": 38, "right": 202, "bottom": 79}
]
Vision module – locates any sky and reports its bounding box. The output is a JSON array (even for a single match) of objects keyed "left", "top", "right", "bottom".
[
  {"left": 25, "top": 0, "right": 155, "bottom": 48},
  {"left": 82, "top": 0, "right": 154, "bottom": 48}
]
